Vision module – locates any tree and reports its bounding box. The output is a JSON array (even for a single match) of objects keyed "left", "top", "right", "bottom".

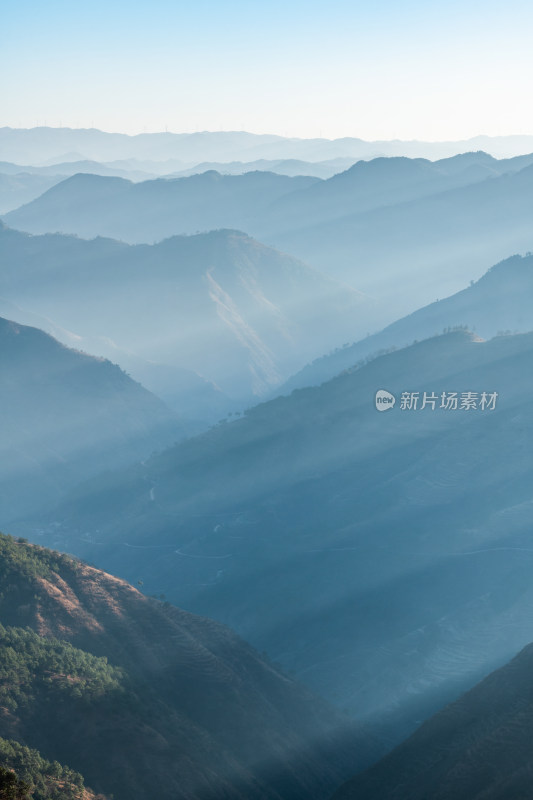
[{"left": 0, "top": 766, "right": 30, "bottom": 800}]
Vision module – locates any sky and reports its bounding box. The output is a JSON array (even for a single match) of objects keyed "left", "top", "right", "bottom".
[{"left": 2, "top": 0, "right": 533, "bottom": 141}]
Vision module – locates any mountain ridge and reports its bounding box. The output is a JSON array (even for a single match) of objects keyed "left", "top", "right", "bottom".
[
  {"left": 3, "top": 127, "right": 533, "bottom": 163},
  {"left": 4, "top": 170, "right": 319, "bottom": 244},
  {"left": 267, "top": 161, "right": 533, "bottom": 312},
  {"left": 6, "top": 153, "right": 533, "bottom": 321}
]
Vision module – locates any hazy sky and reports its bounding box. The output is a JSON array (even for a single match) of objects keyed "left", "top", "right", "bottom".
[{"left": 3, "top": 0, "right": 533, "bottom": 141}]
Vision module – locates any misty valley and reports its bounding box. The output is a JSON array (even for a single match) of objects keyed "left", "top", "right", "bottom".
[{"left": 1, "top": 126, "right": 533, "bottom": 800}]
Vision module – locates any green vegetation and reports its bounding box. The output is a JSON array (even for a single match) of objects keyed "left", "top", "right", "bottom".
[
  {"left": 0, "top": 535, "right": 77, "bottom": 586},
  {"left": 0, "top": 765, "right": 30, "bottom": 800},
  {"left": 0, "top": 534, "right": 126, "bottom": 798},
  {"left": 0, "top": 740, "right": 86, "bottom": 800},
  {"left": 0, "top": 530, "right": 354, "bottom": 800},
  {"left": 0, "top": 623, "right": 126, "bottom": 712},
  {"left": 0, "top": 534, "right": 125, "bottom": 713},
  {"left": 0, "top": 534, "right": 108, "bottom": 799}
]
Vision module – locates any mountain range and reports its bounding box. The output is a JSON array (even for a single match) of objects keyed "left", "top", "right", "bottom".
[
  {"left": 0, "top": 156, "right": 363, "bottom": 217},
  {"left": 8, "top": 152, "right": 533, "bottom": 247},
  {"left": 3, "top": 126, "right": 533, "bottom": 164},
  {"left": 0, "top": 156, "right": 352, "bottom": 217},
  {"left": 4, "top": 170, "right": 319, "bottom": 244},
  {"left": 6, "top": 152, "right": 533, "bottom": 320},
  {"left": 18, "top": 328, "right": 533, "bottom": 755},
  {"left": 0, "top": 223, "right": 374, "bottom": 403},
  {"left": 267, "top": 159, "right": 533, "bottom": 312},
  {"left": 282, "top": 252, "right": 533, "bottom": 393},
  {"left": 258, "top": 152, "right": 533, "bottom": 237},
  {"left": 169, "top": 157, "right": 357, "bottom": 179},
  {"left": 3, "top": 124, "right": 533, "bottom": 799}
]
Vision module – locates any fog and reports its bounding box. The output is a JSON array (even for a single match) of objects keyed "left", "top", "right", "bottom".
[{"left": 2, "top": 134, "right": 533, "bottom": 800}]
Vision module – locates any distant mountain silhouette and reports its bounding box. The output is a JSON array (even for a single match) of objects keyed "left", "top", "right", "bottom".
[
  {"left": 24, "top": 330, "right": 533, "bottom": 756},
  {"left": 267, "top": 162, "right": 533, "bottom": 314},
  {"left": 0, "top": 223, "right": 375, "bottom": 401},
  {"left": 169, "top": 157, "right": 357, "bottom": 179},
  {"left": 8, "top": 152, "right": 533, "bottom": 246},
  {"left": 5, "top": 170, "right": 319, "bottom": 243},
  {"left": 333, "top": 640, "right": 533, "bottom": 800},
  {"left": 259, "top": 152, "right": 533, "bottom": 236},
  {"left": 3, "top": 126, "right": 533, "bottom": 163},
  {"left": 7, "top": 153, "right": 533, "bottom": 323}
]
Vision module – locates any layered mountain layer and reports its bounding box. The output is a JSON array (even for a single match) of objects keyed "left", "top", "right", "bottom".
[{"left": 0, "top": 223, "right": 373, "bottom": 402}]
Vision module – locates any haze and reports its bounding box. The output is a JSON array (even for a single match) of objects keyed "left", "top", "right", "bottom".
[
  {"left": 3, "top": 0, "right": 533, "bottom": 140},
  {"left": 3, "top": 2, "right": 533, "bottom": 798}
]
